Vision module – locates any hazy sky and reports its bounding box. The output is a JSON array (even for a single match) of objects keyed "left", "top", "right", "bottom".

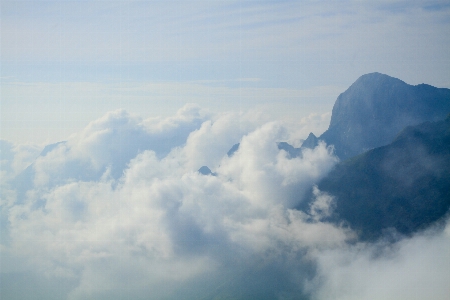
[
  {"left": 2, "top": 2, "right": 450, "bottom": 299},
  {"left": 2, "top": 0, "right": 450, "bottom": 144}
]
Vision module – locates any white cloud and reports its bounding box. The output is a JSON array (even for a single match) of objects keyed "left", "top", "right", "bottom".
[
  {"left": 1, "top": 105, "right": 447, "bottom": 299},
  {"left": 308, "top": 220, "right": 450, "bottom": 300},
  {"left": 29, "top": 104, "right": 207, "bottom": 187},
  {"left": 0, "top": 140, "right": 41, "bottom": 180},
  {"left": 309, "top": 186, "right": 336, "bottom": 222}
]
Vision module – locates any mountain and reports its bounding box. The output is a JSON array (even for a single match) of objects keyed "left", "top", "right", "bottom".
[
  {"left": 308, "top": 116, "right": 450, "bottom": 240},
  {"left": 277, "top": 142, "right": 302, "bottom": 158},
  {"left": 319, "top": 72, "right": 450, "bottom": 160},
  {"left": 300, "top": 133, "right": 319, "bottom": 149},
  {"left": 198, "top": 166, "right": 216, "bottom": 176},
  {"left": 227, "top": 143, "right": 240, "bottom": 157}
]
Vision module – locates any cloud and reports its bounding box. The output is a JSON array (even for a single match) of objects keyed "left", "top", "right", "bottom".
[
  {"left": 0, "top": 140, "right": 41, "bottom": 180},
  {"left": 1, "top": 105, "right": 447, "bottom": 299},
  {"left": 3, "top": 1, "right": 449, "bottom": 63},
  {"left": 308, "top": 186, "right": 336, "bottom": 222},
  {"left": 308, "top": 219, "right": 450, "bottom": 300},
  {"left": 28, "top": 104, "right": 207, "bottom": 187}
]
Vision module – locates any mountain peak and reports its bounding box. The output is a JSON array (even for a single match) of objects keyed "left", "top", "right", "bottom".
[
  {"left": 198, "top": 166, "right": 216, "bottom": 176},
  {"left": 356, "top": 72, "right": 403, "bottom": 80},
  {"left": 300, "top": 132, "right": 319, "bottom": 149},
  {"left": 319, "top": 73, "right": 450, "bottom": 160}
]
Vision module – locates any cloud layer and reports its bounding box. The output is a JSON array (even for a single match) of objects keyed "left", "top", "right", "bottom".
[{"left": 1, "top": 105, "right": 449, "bottom": 299}]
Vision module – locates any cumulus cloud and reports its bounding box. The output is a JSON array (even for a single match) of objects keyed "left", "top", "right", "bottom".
[
  {"left": 0, "top": 140, "right": 41, "bottom": 180},
  {"left": 1, "top": 105, "right": 447, "bottom": 299},
  {"left": 21, "top": 104, "right": 208, "bottom": 190}
]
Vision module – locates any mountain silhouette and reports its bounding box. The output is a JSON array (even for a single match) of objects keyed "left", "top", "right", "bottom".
[
  {"left": 198, "top": 166, "right": 216, "bottom": 176},
  {"left": 307, "top": 116, "right": 450, "bottom": 240},
  {"left": 319, "top": 72, "right": 450, "bottom": 160}
]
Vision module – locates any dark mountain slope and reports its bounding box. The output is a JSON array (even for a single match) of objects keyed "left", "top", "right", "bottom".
[
  {"left": 198, "top": 166, "right": 217, "bottom": 176},
  {"left": 320, "top": 72, "right": 450, "bottom": 160},
  {"left": 300, "top": 133, "right": 319, "bottom": 149},
  {"left": 227, "top": 143, "right": 240, "bottom": 157},
  {"left": 277, "top": 142, "right": 302, "bottom": 158},
  {"left": 313, "top": 116, "right": 450, "bottom": 240}
]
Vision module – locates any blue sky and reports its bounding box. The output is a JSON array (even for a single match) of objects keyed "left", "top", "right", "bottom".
[{"left": 1, "top": 0, "right": 450, "bottom": 143}]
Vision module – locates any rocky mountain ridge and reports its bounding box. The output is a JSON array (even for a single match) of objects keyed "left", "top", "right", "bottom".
[{"left": 316, "top": 72, "right": 450, "bottom": 160}]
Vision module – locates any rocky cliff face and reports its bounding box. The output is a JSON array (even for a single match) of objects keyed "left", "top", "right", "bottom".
[{"left": 319, "top": 72, "right": 450, "bottom": 160}]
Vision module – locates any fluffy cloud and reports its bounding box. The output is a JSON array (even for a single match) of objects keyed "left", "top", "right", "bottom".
[
  {"left": 26, "top": 104, "right": 208, "bottom": 188},
  {"left": 0, "top": 140, "right": 41, "bottom": 180},
  {"left": 308, "top": 220, "right": 450, "bottom": 300},
  {"left": 1, "top": 105, "right": 447, "bottom": 299}
]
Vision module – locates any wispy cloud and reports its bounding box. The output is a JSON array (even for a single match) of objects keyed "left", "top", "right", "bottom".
[{"left": 2, "top": 1, "right": 449, "bottom": 63}]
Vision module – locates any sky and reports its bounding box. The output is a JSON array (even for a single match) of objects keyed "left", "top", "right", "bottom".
[
  {"left": 1, "top": 0, "right": 450, "bottom": 144},
  {"left": 1, "top": 1, "right": 450, "bottom": 300}
]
